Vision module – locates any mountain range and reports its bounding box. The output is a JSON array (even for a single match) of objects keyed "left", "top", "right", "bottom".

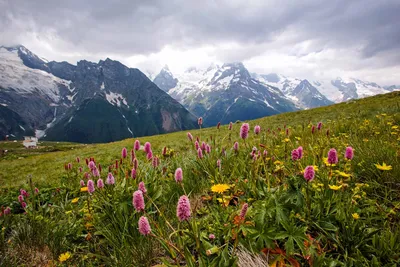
[
  {"left": 0, "top": 45, "right": 397, "bottom": 143},
  {"left": 0, "top": 45, "right": 196, "bottom": 143}
]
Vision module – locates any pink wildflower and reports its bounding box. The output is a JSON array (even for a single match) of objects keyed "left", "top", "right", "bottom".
[
  {"left": 133, "top": 158, "right": 138, "bottom": 170},
  {"left": 175, "top": 168, "right": 183, "bottom": 183},
  {"left": 240, "top": 123, "right": 249, "bottom": 139},
  {"left": 317, "top": 122, "right": 323, "bottom": 130},
  {"left": 217, "top": 122, "right": 221, "bottom": 129},
  {"left": 3, "top": 207, "right": 11, "bottom": 215},
  {"left": 121, "top": 147, "right": 127, "bottom": 159},
  {"left": 146, "top": 150, "right": 153, "bottom": 160},
  {"left": 131, "top": 168, "right": 137, "bottom": 179},
  {"left": 328, "top": 148, "right": 338, "bottom": 164},
  {"left": 233, "top": 141, "right": 239, "bottom": 152},
  {"left": 197, "top": 148, "right": 203, "bottom": 159},
  {"left": 138, "top": 181, "right": 147, "bottom": 194},
  {"left": 345, "top": 146, "right": 354, "bottom": 160},
  {"left": 198, "top": 117, "right": 203, "bottom": 126},
  {"left": 134, "top": 140, "right": 140, "bottom": 151},
  {"left": 187, "top": 132, "right": 193, "bottom": 141},
  {"left": 209, "top": 234, "right": 215, "bottom": 240},
  {"left": 297, "top": 146, "right": 303, "bottom": 159},
  {"left": 76, "top": 157, "right": 80, "bottom": 163},
  {"left": 201, "top": 141, "right": 206, "bottom": 151},
  {"left": 80, "top": 180, "right": 85, "bottom": 186},
  {"left": 291, "top": 149, "right": 300, "bottom": 161},
  {"left": 88, "top": 161, "right": 96, "bottom": 170},
  {"left": 34, "top": 188, "right": 39, "bottom": 194},
  {"left": 304, "top": 166, "right": 315, "bottom": 182},
  {"left": 205, "top": 144, "right": 211, "bottom": 154},
  {"left": 311, "top": 125, "right": 316, "bottom": 134},
  {"left": 97, "top": 178, "right": 104, "bottom": 189},
  {"left": 18, "top": 195, "right": 24, "bottom": 203},
  {"left": 21, "top": 202, "right": 27, "bottom": 209},
  {"left": 106, "top": 173, "right": 115, "bottom": 185},
  {"left": 152, "top": 156, "right": 159, "bottom": 168},
  {"left": 133, "top": 190, "right": 145, "bottom": 212},
  {"left": 229, "top": 122, "right": 233, "bottom": 130},
  {"left": 195, "top": 141, "right": 200, "bottom": 150},
  {"left": 92, "top": 167, "right": 100, "bottom": 177},
  {"left": 144, "top": 142, "right": 151, "bottom": 154},
  {"left": 217, "top": 159, "right": 221, "bottom": 169},
  {"left": 254, "top": 125, "right": 261, "bottom": 135},
  {"left": 177, "top": 195, "right": 191, "bottom": 221},
  {"left": 87, "top": 180, "right": 95, "bottom": 194},
  {"left": 240, "top": 203, "right": 248, "bottom": 219},
  {"left": 138, "top": 216, "right": 151, "bottom": 236}
]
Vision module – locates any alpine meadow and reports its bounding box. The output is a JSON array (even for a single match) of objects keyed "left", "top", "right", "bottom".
[{"left": 1, "top": 91, "right": 399, "bottom": 266}]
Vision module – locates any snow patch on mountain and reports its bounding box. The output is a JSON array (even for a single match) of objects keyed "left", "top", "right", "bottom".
[{"left": 106, "top": 91, "right": 128, "bottom": 107}]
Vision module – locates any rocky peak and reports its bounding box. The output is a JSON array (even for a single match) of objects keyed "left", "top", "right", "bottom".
[{"left": 153, "top": 65, "right": 178, "bottom": 92}]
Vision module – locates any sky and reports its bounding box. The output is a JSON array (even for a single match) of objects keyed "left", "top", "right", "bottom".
[{"left": 1, "top": 0, "right": 400, "bottom": 85}]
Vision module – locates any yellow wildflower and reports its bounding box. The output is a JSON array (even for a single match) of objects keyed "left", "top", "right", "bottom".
[
  {"left": 375, "top": 162, "right": 392, "bottom": 171},
  {"left": 295, "top": 137, "right": 301, "bottom": 140},
  {"left": 323, "top": 157, "right": 336, "bottom": 166},
  {"left": 59, "top": 252, "right": 71, "bottom": 262},
  {"left": 71, "top": 197, "right": 79, "bottom": 204},
  {"left": 392, "top": 125, "right": 399, "bottom": 129},
  {"left": 274, "top": 160, "right": 283, "bottom": 165},
  {"left": 211, "top": 184, "right": 230, "bottom": 194},
  {"left": 80, "top": 187, "right": 88, "bottom": 192},
  {"left": 363, "top": 138, "right": 369, "bottom": 142},
  {"left": 374, "top": 132, "right": 380, "bottom": 135},
  {"left": 352, "top": 213, "right": 360, "bottom": 220},
  {"left": 65, "top": 210, "right": 72, "bottom": 215},
  {"left": 335, "top": 171, "right": 351, "bottom": 178},
  {"left": 329, "top": 185, "right": 343, "bottom": 190},
  {"left": 283, "top": 138, "right": 290, "bottom": 142}
]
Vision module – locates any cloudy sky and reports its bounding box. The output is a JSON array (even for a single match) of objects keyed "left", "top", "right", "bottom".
[{"left": 1, "top": 0, "right": 400, "bottom": 85}]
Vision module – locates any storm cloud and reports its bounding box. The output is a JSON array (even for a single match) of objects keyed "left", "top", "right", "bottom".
[{"left": 1, "top": 0, "right": 400, "bottom": 84}]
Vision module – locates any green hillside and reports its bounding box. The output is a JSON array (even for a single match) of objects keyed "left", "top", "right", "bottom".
[{"left": 0, "top": 91, "right": 399, "bottom": 266}]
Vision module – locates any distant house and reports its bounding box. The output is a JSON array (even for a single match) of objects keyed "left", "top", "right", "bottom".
[{"left": 23, "top": 136, "right": 38, "bottom": 148}]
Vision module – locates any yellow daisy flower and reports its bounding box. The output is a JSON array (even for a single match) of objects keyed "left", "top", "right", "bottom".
[
  {"left": 211, "top": 184, "right": 230, "bottom": 194},
  {"left": 80, "top": 187, "right": 88, "bottom": 192},
  {"left": 352, "top": 213, "right": 360, "bottom": 220},
  {"left": 71, "top": 197, "right": 79, "bottom": 204},
  {"left": 329, "top": 185, "right": 343, "bottom": 190},
  {"left": 59, "top": 252, "right": 71, "bottom": 262},
  {"left": 375, "top": 163, "right": 392, "bottom": 171},
  {"left": 335, "top": 171, "right": 351, "bottom": 178}
]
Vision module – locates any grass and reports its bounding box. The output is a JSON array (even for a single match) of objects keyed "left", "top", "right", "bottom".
[{"left": 0, "top": 91, "right": 399, "bottom": 266}]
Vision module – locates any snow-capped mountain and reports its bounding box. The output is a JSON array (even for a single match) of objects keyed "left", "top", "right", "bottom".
[
  {"left": 251, "top": 73, "right": 332, "bottom": 108},
  {"left": 153, "top": 63, "right": 297, "bottom": 126},
  {"left": 0, "top": 45, "right": 196, "bottom": 142}
]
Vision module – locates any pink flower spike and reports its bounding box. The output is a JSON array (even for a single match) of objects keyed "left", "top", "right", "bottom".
[
  {"left": 18, "top": 195, "right": 24, "bottom": 203},
  {"left": 138, "top": 216, "right": 151, "bottom": 236},
  {"left": 233, "top": 142, "right": 239, "bottom": 151},
  {"left": 197, "top": 148, "right": 203, "bottom": 159},
  {"left": 209, "top": 234, "right": 215, "bottom": 240},
  {"left": 195, "top": 141, "right": 200, "bottom": 150},
  {"left": 34, "top": 188, "right": 39, "bottom": 194},
  {"left": 311, "top": 125, "right": 316, "bottom": 134},
  {"left": 317, "top": 122, "right": 323, "bottom": 130},
  {"left": 217, "top": 159, "right": 221, "bottom": 169},
  {"left": 228, "top": 122, "right": 233, "bottom": 130},
  {"left": 133, "top": 190, "right": 145, "bottom": 212},
  {"left": 187, "top": 132, "right": 193, "bottom": 141},
  {"left": 121, "top": 147, "right": 128, "bottom": 159},
  {"left": 240, "top": 123, "right": 249, "bottom": 139},
  {"left": 97, "top": 178, "right": 104, "bottom": 189},
  {"left": 205, "top": 144, "right": 211, "bottom": 154},
  {"left": 304, "top": 166, "right": 315, "bottom": 182},
  {"left": 88, "top": 160, "right": 96, "bottom": 170},
  {"left": 21, "top": 202, "right": 27, "bottom": 209},
  {"left": 198, "top": 117, "right": 203, "bottom": 126},
  {"left": 80, "top": 180, "right": 85, "bottom": 186},
  {"left": 345, "top": 146, "right": 354, "bottom": 160},
  {"left": 254, "top": 125, "right": 261, "bottom": 135},
  {"left": 133, "top": 158, "right": 138, "bottom": 170},
  {"left": 217, "top": 122, "right": 221, "bottom": 129},
  {"left": 144, "top": 142, "right": 151, "bottom": 154},
  {"left": 87, "top": 180, "right": 95, "bottom": 194},
  {"left": 177, "top": 195, "right": 191, "bottom": 221},
  {"left": 146, "top": 150, "right": 153, "bottom": 160},
  {"left": 76, "top": 157, "right": 80, "bottom": 163},
  {"left": 134, "top": 140, "right": 140, "bottom": 151},
  {"left": 175, "top": 168, "right": 183, "bottom": 183},
  {"left": 297, "top": 146, "right": 303, "bottom": 159},
  {"left": 106, "top": 173, "right": 115, "bottom": 185},
  {"left": 3, "top": 207, "right": 11, "bottom": 215},
  {"left": 138, "top": 181, "right": 147, "bottom": 194},
  {"left": 131, "top": 168, "right": 137, "bottom": 179},
  {"left": 291, "top": 149, "right": 300, "bottom": 161},
  {"left": 328, "top": 148, "right": 338, "bottom": 164}
]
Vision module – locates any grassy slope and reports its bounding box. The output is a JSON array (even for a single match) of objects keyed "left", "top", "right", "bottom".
[{"left": 0, "top": 91, "right": 399, "bottom": 188}]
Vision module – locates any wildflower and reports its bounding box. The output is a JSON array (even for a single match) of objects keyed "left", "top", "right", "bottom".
[
  {"left": 138, "top": 216, "right": 151, "bottom": 236},
  {"left": 195, "top": 141, "right": 200, "bottom": 150},
  {"left": 20, "top": 189, "right": 28, "bottom": 197},
  {"left": 131, "top": 168, "right": 137, "bottom": 179},
  {"left": 217, "top": 122, "right": 221, "bottom": 129},
  {"left": 326, "top": 129, "right": 330, "bottom": 136},
  {"left": 177, "top": 195, "right": 191, "bottom": 221},
  {"left": 146, "top": 150, "right": 153, "bottom": 160},
  {"left": 197, "top": 148, "right": 203, "bottom": 159},
  {"left": 198, "top": 117, "right": 203, "bottom": 126},
  {"left": 303, "top": 166, "right": 315, "bottom": 182},
  {"left": 201, "top": 141, "right": 206, "bottom": 151},
  {"left": 88, "top": 160, "right": 96, "bottom": 170},
  {"left": 152, "top": 156, "right": 159, "bottom": 168},
  {"left": 240, "top": 123, "right": 249, "bottom": 139},
  {"left": 263, "top": 150, "right": 268, "bottom": 157},
  {"left": 71, "top": 198, "right": 79, "bottom": 204},
  {"left": 327, "top": 148, "right": 338, "bottom": 165},
  {"left": 254, "top": 125, "right": 261, "bottom": 135},
  {"left": 21, "top": 202, "right": 27, "bottom": 209},
  {"left": 329, "top": 185, "right": 343, "bottom": 190},
  {"left": 317, "top": 122, "right": 322, "bottom": 130},
  {"left": 291, "top": 149, "right": 300, "bottom": 161},
  {"left": 229, "top": 122, "right": 233, "bottom": 130},
  {"left": 92, "top": 167, "right": 100, "bottom": 177},
  {"left": 209, "top": 234, "right": 215, "bottom": 240},
  {"left": 59, "top": 252, "right": 71, "bottom": 262},
  {"left": 217, "top": 159, "right": 221, "bottom": 169},
  {"left": 311, "top": 125, "right": 316, "bottom": 134},
  {"left": 106, "top": 173, "right": 115, "bottom": 185},
  {"left": 345, "top": 146, "right": 354, "bottom": 160},
  {"left": 162, "top": 146, "right": 167, "bottom": 156},
  {"left": 352, "top": 213, "right": 360, "bottom": 220},
  {"left": 233, "top": 141, "right": 239, "bottom": 151},
  {"left": 138, "top": 181, "right": 147, "bottom": 194},
  {"left": 87, "top": 180, "right": 95, "bottom": 194},
  {"left": 3, "top": 207, "right": 11, "bottom": 215},
  {"left": 175, "top": 168, "right": 183, "bottom": 183},
  {"left": 97, "top": 178, "right": 104, "bottom": 189},
  {"left": 144, "top": 142, "right": 151, "bottom": 154},
  {"left": 133, "top": 158, "right": 138, "bottom": 170},
  {"left": 297, "top": 146, "right": 303, "bottom": 159},
  {"left": 79, "top": 167, "right": 82, "bottom": 173},
  {"left": 67, "top": 163, "right": 72, "bottom": 170},
  {"left": 336, "top": 171, "right": 351, "bottom": 178},
  {"left": 134, "top": 140, "right": 140, "bottom": 151},
  {"left": 205, "top": 144, "right": 211, "bottom": 154},
  {"left": 121, "top": 147, "right": 127, "bottom": 159},
  {"left": 211, "top": 184, "right": 230, "bottom": 194},
  {"left": 18, "top": 195, "right": 24, "bottom": 203},
  {"left": 375, "top": 162, "right": 392, "bottom": 171},
  {"left": 131, "top": 149, "right": 136, "bottom": 161},
  {"left": 283, "top": 138, "right": 290, "bottom": 142},
  {"left": 187, "top": 132, "right": 193, "bottom": 141},
  {"left": 286, "top": 128, "right": 289, "bottom": 136},
  {"left": 240, "top": 203, "right": 248, "bottom": 219},
  {"left": 80, "top": 187, "right": 88, "bottom": 192},
  {"left": 133, "top": 190, "right": 145, "bottom": 212}
]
